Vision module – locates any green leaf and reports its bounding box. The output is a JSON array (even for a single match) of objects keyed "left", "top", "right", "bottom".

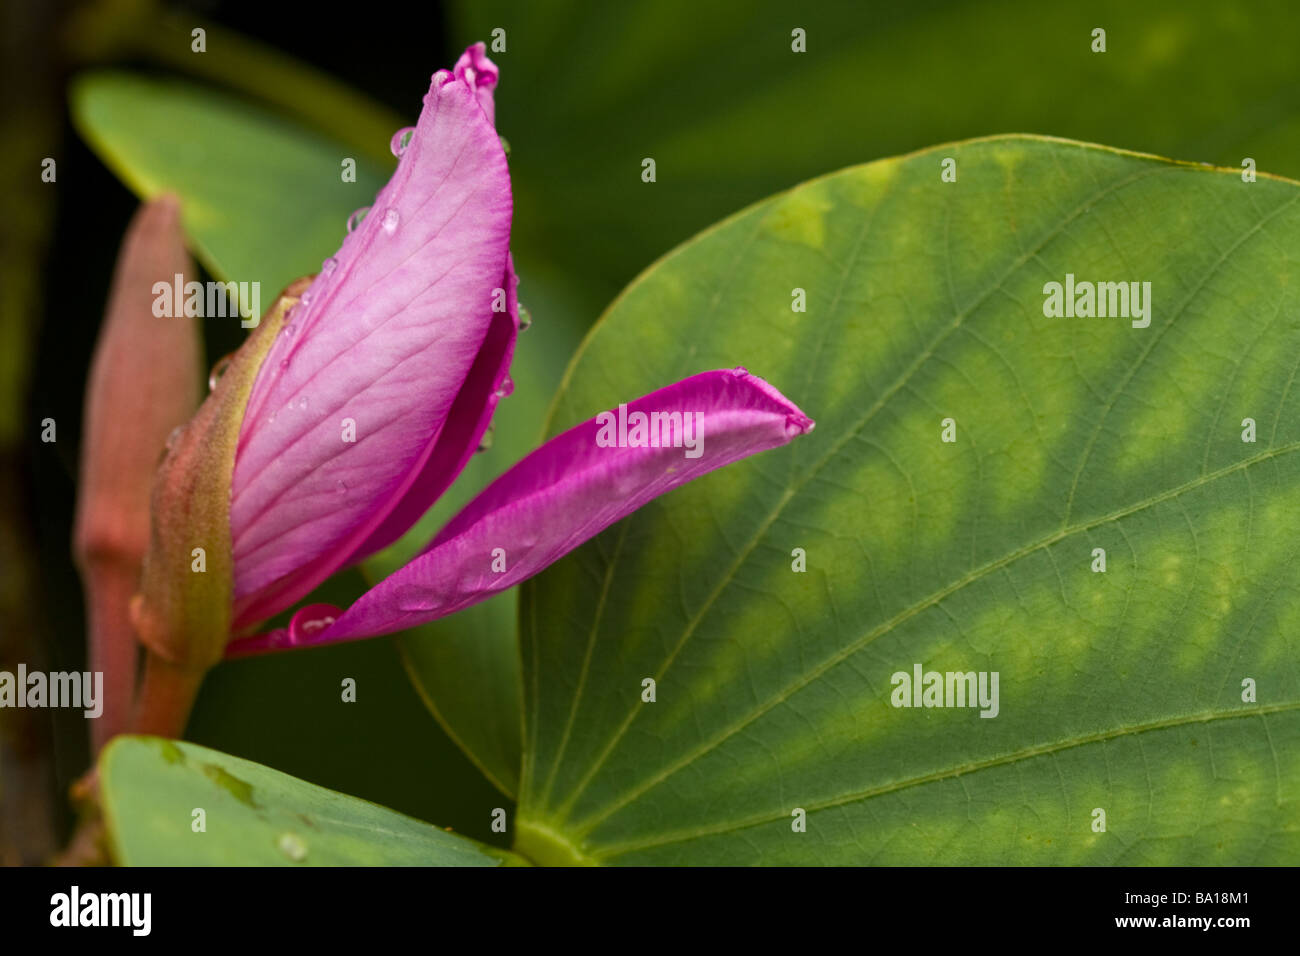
[
  {"left": 514, "top": 136, "right": 1300, "bottom": 864},
  {"left": 369, "top": 263, "right": 587, "bottom": 798},
  {"left": 101, "top": 736, "right": 526, "bottom": 866},
  {"left": 69, "top": 71, "right": 389, "bottom": 296},
  {"left": 65, "top": 6, "right": 406, "bottom": 166},
  {"left": 453, "top": 0, "right": 1300, "bottom": 321}
]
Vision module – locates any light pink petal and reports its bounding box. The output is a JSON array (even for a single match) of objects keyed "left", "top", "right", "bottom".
[
  {"left": 226, "top": 368, "right": 813, "bottom": 655},
  {"left": 229, "top": 50, "right": 511, "bottom": 630},
  {"left": 339, "top": 257, "right": 518, "bottom": 566}
]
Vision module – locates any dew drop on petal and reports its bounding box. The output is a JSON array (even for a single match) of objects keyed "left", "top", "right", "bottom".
[
  {"left": 495, "top": 376, "right": 514, "bottom": 398},
  {"left": 785, "top": 415, "right": 814, "bottom": 438},
  {"left": 207, "top": 353, "right": 235, "bottom": 391},
  {"left": 288, "top": 604, "right": 341, "bottom": 643},
  {"left": 346, "top": 206, "right": 370, "bottom": 233},
  {"left": 278, "top": 359, "right": 290, "bottom": 371},
  {"left": 321, "top": 256, "right": 338, "bottom": 276},
  {"left": 381, "top": 207, "right": 399, "bottom": 235},
  {"left": 297, "top": 396, "right": 309, "bottom": 410},
  {"left": 165, "top": 425, "right": 185, "bottom": 451},
  {"left": 336, "top": 479, "right": 349, "bottom": 494},
  {"left": 277, "top": 832, "right": 308, "bottom": 862},
  {"left": 300, "top": 290, "right": 313, "bottom": 308},
  {"left": 281, "top": 322, "right": 296, "bottom": 338},
  {"left": 389, "top": 126, "right": 415, "bottom": 158},
  {"left": 518, "top": 305, "right": 532, "bottom": 331}
]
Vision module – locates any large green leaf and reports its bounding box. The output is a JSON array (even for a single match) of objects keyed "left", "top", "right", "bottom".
[
  {"left": 70, "top": 71, "right": 389, "bottom": 297},
  {"left": 515, "top": 136, "right": 1300, "bottom": 864},
  {"left": 453, "top": 0, "right": 1300, "bottom": 319},
  {"left": 100, "top": 736, "right": 525, "bottom": 866}
]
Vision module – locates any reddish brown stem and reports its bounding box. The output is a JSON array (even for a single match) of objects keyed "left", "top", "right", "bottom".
[
  {"left": 81, "top": 558, "right": 140, "bottom": 752},
  {"left": 132, "top": 651, "right": 206, "bottom": 739}
]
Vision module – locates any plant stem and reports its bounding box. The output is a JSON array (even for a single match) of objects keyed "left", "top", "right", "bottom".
[
  {"left": 81, "top": 558, "right": 140, "bottom": 752},
  {"left": 132, "top": 651, "right": 206, "bottom": 739}
]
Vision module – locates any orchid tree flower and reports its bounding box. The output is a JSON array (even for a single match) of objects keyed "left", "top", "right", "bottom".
[{"left": 126, "top": 44, "right": 812, "bottom": 736}]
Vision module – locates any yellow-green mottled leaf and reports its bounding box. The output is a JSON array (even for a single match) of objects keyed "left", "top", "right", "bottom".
[
  {"left": 516, "top": 136, "right": 1300, "bottom": 865},
  {"left": 100, "top": 736, "right": 526, "bottom": 866}
]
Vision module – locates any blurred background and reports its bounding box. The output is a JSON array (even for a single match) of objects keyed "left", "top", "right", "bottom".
[{"left": 5, "top": 0, "right": 1300, "bottom": 864}]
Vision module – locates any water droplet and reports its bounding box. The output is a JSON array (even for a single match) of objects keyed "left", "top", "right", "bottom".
[
  {"left": 389, "top": 126, "right": 415, "bottom": 158},
  {"left": 336, "top": 479, "right": 349, "bottom": 494},
  {"left": 321, "top": 256, "right": 338, "bottom": 276},
  {"left": 282, "top": 322, "right": 296, "bottom": 338},
  {"left": 277, "top": 832, "right": 308, "bottom": 862},
  {"left": 495, "top": 376, "right": 514, "bottom": 399},
  {"left": 278, "top": 359, "right": 290, "bottom": 371},
  {"left": 499, "top": 135, "right": 511, "bottom": 157},
  {"left": 346, "top": 206, "right": 370, "bottom": 233},
  {"left": 208, "top": 353, "right": 235, "bottom": 391},
  {"left": 165, "top": 425, "right": 185, "bottom": 451},
  {"left": 300, "top": 290, "right": 313, "bottom": 308},
  {"left": 289, "top": 604, "right": 341, "bottom": 642},
  {"left": 784, "top": 416, "right": 814, "bottom": 438},
  {"left": 297, "top": 396, "right": 309, "bottom": 410},
  {"left": 381, "top": 207, "right": 399, "bottom": 235},
  {"left": 477, "top": 427, "right": 494, "bottom": 452},
  {"left": 518, "top": 305, "right": 532, "bottom": 331}
]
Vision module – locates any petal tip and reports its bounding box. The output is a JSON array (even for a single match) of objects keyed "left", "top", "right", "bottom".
[
  {"left": 454, "top": 42, "right": 499, "bottom": 90},
  {"left": 786, "top": 412, "right": 815, "bottom": 436}
]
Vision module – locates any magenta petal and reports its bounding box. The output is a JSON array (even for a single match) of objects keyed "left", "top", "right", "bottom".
[
  {"left": 225, "top": 368, "right": 813, "bottom": 654},
  {"left": 229, "top": 53, "right": 512, "bottom": 629}
]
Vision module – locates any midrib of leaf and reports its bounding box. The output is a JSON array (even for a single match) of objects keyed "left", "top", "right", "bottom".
[
  {"left": 587, "top": 701, "right": 1300, "bottom": 861},
  {"left": 561, "top": 437, "right": 1300, "bottom": 837},
  {"left": 537, "top": 156, "right": 1171, "bottom": 820}
]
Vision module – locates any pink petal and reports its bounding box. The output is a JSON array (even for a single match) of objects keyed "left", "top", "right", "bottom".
[
  {"left": 226, "top": 368, "right": 813, "bottom": 655},
  {"left": 229, "top": 49, "right": 512, "bottom": 630},
  {"left": 339, "top": 257, "right": 518, "bottom": 566},
  {"left": 454, "top": 42, "right": 499, "bottom": 126}
]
